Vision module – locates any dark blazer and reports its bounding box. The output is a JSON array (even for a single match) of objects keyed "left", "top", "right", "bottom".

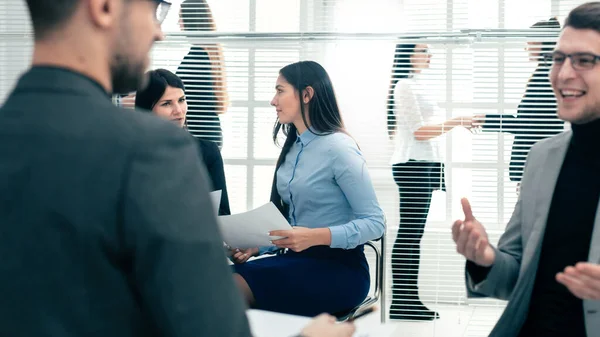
[
  {"left": 195, "top": 137, "right": 230, "bottom": 215},
  {"left": 0, "top": 67, "right": 251, "bottom": 337},
  {"left": 482, "top": 65, "right": 564, "bottom": 182}
]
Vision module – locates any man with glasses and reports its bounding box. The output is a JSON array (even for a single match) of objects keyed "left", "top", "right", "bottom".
[
  {"left": 453, "top": 2, "right": 600, "bottom": 336},
  {"left": 0, "top": 1, "right": 353, "bottom": 336}
]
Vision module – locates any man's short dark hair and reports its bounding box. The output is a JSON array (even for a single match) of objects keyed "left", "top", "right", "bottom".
[
  {"left": 564, "top": 1, "right": 600, "bottom": 33},
  {"left": 25, "top": 0, "right": 80, "bottom": 40}
]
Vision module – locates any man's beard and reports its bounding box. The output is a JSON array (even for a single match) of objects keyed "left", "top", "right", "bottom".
[
  {"left": 559, "top": 99, "right": 600, "bottom": 125},
  {"left": 576, "top": 104, "right": 600, "bottom": 124},
  {"left": 110, "top": 52, "right": 147, "bottom": 95},
  {"left": 109, "top": 12, "right": 149, "bottom": 95}
]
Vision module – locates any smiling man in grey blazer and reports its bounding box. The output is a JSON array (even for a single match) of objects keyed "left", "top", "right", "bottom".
[{"left": 453, "top": 2, "right": 600, "bottom": 337}]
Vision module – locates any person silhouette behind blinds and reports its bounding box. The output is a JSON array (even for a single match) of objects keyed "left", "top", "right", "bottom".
[
  {"left": 386, "top": 43, "right": 475, "bottom": 321},
  {"left": 474, "top": 17, "right": 564, "bottom": 189},
  {"left": 177, "top": 0, "right": 228, "bottom": 148}
]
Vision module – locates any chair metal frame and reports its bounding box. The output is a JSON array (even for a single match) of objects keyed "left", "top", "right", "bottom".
[{"left": 337, "top": 235, "right": 386, "bottom": 323}]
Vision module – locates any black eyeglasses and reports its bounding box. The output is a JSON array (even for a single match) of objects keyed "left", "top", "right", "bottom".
[
  {"left": 544, "top": 51, "right": 600, "bottom": 70},
  {"left": 153, "top": 0, "right": 172, "bottom": 24}
]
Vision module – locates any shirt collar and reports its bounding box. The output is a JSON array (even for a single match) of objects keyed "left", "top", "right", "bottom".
[
  {"left": 18, "top": 66, "right": 111, "bottom": 98},
  {"left": 296, "top": 126, "right": 319, "bottom": 146}
]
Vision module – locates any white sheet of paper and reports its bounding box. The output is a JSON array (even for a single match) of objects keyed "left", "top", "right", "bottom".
[
  {"left": 246, "top": 309, "right": 396, "bottom": 337},
  {"left": 218, "top": 202, "right": 292, "bottom": 249},
  {"left": 209, "top": 190, "right": 222, "bottom": 214},
  {"left": 247, "top": 309, "right": 310, "bottom": 337}
]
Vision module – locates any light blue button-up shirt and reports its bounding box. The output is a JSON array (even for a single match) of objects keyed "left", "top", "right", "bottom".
[{"left": 275, "top": 130, "right": 385, "bottom": 249}]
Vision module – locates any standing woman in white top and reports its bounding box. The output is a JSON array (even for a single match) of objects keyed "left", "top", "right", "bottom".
[{"left": 387, "top": 43, "right": 474, "bottom": 320}]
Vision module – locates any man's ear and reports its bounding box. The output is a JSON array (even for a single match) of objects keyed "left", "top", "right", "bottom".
[
  {"left": 302, "top": 86, "right": 314, "bottom": 104},
  {"left": 87, "top": 0, "right": 120, "bottom": 29}
]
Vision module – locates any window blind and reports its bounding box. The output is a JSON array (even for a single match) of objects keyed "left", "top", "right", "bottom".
[
  {"left": 0, "top": 1, "right": 32, "bottom": 104},
  {"left": 0, "top": 0, "right": 592, "bottom": 335}
]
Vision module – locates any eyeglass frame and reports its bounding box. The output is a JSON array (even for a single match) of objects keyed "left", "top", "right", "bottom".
[
  {"left": 152, "top": 0, "right": 172, "bottom": 24},
  {"left": 543, "top": 51, "right": 600, "bottom": 71}
]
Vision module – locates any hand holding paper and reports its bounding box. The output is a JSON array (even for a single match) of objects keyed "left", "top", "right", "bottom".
[
  {"left": 270, "top": 227, "right": 332, "bottom": 252},
  {"left": 218, "top": 202, "right": 292, "bottom": 249},
  {"left": 231, "top": 247, "right": 259, "bottom": 264}
]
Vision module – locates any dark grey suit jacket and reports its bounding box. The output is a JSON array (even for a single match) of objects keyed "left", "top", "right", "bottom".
[{"left": 0, "top": 67, "right": 251, "bottom": 337}]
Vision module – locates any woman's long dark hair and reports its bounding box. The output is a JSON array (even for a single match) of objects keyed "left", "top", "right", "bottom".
[
  {"left": 386, "top": 43, "right": 416, "bottom": 139},
  {"left": 135, "top": 69, "right": 185, "bottom": 111},
  {"left": 270, "top": 60, "right": 346, "bottom": 216}
]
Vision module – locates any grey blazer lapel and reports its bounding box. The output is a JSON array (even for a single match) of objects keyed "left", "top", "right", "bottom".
[
  {"left": 587, "top": 201, "right": 600, "bottom": 263},
  {"left": 584, "top": 201, "right": 600, "bottom": 336},
  {"left": 522, "top": 133, "right": 571, "bottom": 270},
  {"left": 584, "top": 151, "right": 600, "bottom": 337}
]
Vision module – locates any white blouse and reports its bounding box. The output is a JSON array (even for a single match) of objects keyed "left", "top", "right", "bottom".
[{"left": 389, "top": 78, "right": 443, "bottom": 165}]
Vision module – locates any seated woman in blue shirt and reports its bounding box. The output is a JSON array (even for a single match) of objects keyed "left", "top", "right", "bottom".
[{"left": 231, "top": 61, "right": 385, "bottom": 317}]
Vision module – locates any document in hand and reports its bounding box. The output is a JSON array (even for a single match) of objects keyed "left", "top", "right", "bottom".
[
  {"left": 217, "top": 202, "right": 293, "bottom": 249},
  {"left": 247, "top": 309, "right": 396, "bottom": 337},
  {"left": 210, "top": 190, "right": 222, "bottom": 214}
]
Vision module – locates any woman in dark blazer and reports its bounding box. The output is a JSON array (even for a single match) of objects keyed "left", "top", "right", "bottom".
[
  {"left": 135, "top": 68, "right": 231, "bottom": 215},
  {"left": 475, "top": 17, "right": 564, "bottom": 184}
]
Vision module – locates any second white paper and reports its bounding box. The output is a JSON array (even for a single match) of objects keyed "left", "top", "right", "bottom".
[
  {"left": 218, "top": 202, "right": 292, "bottom": 249},
  {"left": 209, "top": 190, "right": 222, "bottom": 214}
]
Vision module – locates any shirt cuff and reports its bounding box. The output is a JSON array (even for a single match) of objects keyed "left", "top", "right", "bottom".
[
  {"left": 258, "top": 245, "right": 279, "bottom": 256},
  {"left": 328, "top": 225, "right": 347, "bottom": 249},
  {"left": 466, "top": 260, "right": 493, "bottom": 284}
]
